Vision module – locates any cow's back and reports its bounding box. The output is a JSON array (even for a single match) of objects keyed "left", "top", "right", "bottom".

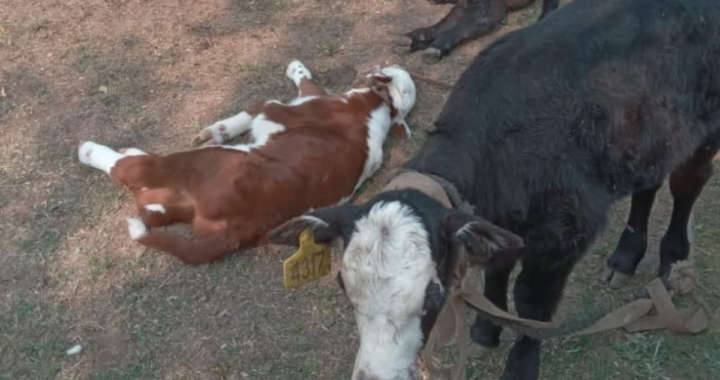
[{"left": 409, "top": 0, "right": 720, "bottom": 229}]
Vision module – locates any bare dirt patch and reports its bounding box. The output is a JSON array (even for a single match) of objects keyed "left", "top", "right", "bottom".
[{"left": 1, "top": 1, "right": 717, "bottom": 380}]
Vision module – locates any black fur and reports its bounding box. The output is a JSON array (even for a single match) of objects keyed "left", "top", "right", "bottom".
[{"left": 401, "top": 0, "right": 720, "bottom": 378}]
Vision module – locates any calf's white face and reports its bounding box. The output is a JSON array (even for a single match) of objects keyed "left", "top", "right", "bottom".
[
  {"left": 341, "top": 201, "right": 438, "bottom": 380},
  {"left": 268, "top": 190, "right": 524, "bottom": 380}
]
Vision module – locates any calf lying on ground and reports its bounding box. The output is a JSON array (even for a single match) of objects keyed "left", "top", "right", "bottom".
[
  {"left": 270, "top": 0, "right": 720, "bottom": 379},
  {"left": 396, "top": 0, "right": 560, "bottom": 62},
  {"left": 77, "top": 60, "right": 416, "bottom": 265}
]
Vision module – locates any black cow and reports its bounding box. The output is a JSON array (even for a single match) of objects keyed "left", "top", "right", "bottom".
[
  {"left": 271, "top": 0, "right": 720, "bottom": 379},
  {"left": 398, "top": 0, "right": 560, "bottom": 61}
]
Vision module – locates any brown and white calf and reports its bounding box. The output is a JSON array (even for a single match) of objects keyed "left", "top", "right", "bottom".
[{"left": 77, "top": 60, "right": 416, "bottom": 265}]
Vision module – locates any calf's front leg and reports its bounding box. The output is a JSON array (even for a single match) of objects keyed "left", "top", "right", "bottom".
[
  {"left": 193, "top": 111, "right": 255, "bottom": 146},
  {"left": 500, "top": 258, "right": 575, "bottom": 380}
]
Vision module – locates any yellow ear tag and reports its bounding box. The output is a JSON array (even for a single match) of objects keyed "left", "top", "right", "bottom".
[{"left": 283, "top": 229, "right": 332, "bottom": 290}]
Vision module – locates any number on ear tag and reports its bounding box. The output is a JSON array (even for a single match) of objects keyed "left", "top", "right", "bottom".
[{"left": 283, "top": 229, "right": 332, "bottom": 290}]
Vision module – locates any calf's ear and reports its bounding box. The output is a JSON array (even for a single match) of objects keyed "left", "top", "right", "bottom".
[
  {"left": 268, "top": 204, "right": 358, "bottom": 247},
  {"left": 444, "top": 211, "right": 524, "bottom": 265}
]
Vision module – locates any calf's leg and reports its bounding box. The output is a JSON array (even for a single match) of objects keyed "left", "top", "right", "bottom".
[
  {"left": 403, "top": 0, "right": 475, "bottom": 54},
  {"left": 286, "top": 60, "right": 326, "bottom": 98},
  {"left": 658, "top": 135, "right": 720, "bottom": 277},
  {"left": 605, "top": 133, "right": 720, "bottom": 284},
  {"left": 500, "top": 258, "right": 576, "bottom": 380},
  {"left": 193, "top": 111, "right": 255, "bottom": 146},
  {"left": 135, "top": 188, "right": 194, "bottom": 228},
  {"left": 78, "top": 141, "right": 128, "bottom": 175},
  {"left": 407, "top": 0, "right": 506, "bottom": 62},
  {"left": 603, "top": 185, "right": 661, "bottom": 287},
  {"left": 470, "top": 260, "right": 515, "bottom": 349}
]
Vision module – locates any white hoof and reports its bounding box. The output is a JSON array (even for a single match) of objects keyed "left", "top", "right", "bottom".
[
  {"left": 127, "top": 218, "right": 148, "bottom": 240},
  {"left": 77, "top": 141, "right": 96, "bottom": 166},
  {"left": 286, "top": 60, "right": 312, "bottom": 85}
]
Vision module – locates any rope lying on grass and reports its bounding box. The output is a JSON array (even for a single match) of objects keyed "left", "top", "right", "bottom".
[{"left": 421, "top": 260, "right": 709, "bottom": 380}]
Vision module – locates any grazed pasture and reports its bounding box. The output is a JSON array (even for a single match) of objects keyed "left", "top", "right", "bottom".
[{"left": 1, "top": 1, "right": 717, "bottom": 379}]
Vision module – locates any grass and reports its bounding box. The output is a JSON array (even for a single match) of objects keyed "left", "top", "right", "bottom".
[
  {"left": 315, "top": 43, "right": 341, "bottom": 57},
  {"left": 0, "top": 299, "right": 69, "bottom": 380},
  {"left": 88, "top": 356, "right": 158, "bottom": 380},
  {"left": 72, "top": 44, "right": 98, "bottom": 74}
]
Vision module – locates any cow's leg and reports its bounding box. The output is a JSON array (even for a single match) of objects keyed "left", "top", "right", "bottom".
[
  {"left": 193, "top": 111, "right": 255, "bottom": 147},
  {"left": 78, "top": 141, "right": 128, "bottom": 175},
  {"left": 469, "top": 260, "right": 516, "bottom": 349},
  {"left": 500, "top": 257, "right": 576, "bottom": 380},
  {"left": 134, "top": 188, "right": 194, "bottom": 228},
  {"left": 658, "top": 135, "right": 720, "bottom": 277},
  {"left": 401, "top": 0, "right": 473, "bottom": 54},
  {"left": 603, "top": 185, "right": 661, "bottom": 287},
  {"left": 538, "top": 0, "right": 559, "bottom": 19},
  {"left": 286, "top": 60, "right": 326, "bottom": 98},
  {"left": 414, "top": 0, "right": 507, "bottom": 62}
]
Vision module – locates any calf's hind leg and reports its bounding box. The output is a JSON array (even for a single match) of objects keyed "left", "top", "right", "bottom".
[
  {"left": 78, "top": 141, "right": 130, "bottom": 175},
  {"left": 134, "top": 188, "right": 194, "bottom": 228},
  {"left": 658, "top": 135, "right": 720, "bottom": 277},
  {"left": 603, "top": 185, "right": 661, "bottom": 287},
  {"left": 605, "top": 133, "right": 720, "bottom": 285}
]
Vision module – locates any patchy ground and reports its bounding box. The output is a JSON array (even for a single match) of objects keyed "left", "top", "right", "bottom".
[{"left": 0, "top": 0, "right": 718, "bottom": 379}]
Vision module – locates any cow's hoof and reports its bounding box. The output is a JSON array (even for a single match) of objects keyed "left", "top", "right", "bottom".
[
  {"left": 421, "top": 48, "right": 443, "bottom": 64},
  {"left": 602, "top": 268, "right": 632, "bottom": 289}
]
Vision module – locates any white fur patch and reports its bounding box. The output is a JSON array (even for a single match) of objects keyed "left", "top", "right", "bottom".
[
  {"left": 355, "top": 104, "right": 392, "bottom": 192},
  {"left": 249, "top": 114, "right": 286, "bottom": 146},
  {"left": 341, "top": 201, "right": 435, "bottom": 380},
  {"left": 78, "top": 141, "right": 125, "bottom": 175},
  {"left": 342, "top": 87, "right": 371, "bottom": 100},
  {"left": 127, "top": 218, "right": 148, "bottom": 240},
  {"left": 144, "top": 204, "right": 166, "bottom": 214},
  {"left": 288, "top": 95, "right": 318, "bottom": 106}
]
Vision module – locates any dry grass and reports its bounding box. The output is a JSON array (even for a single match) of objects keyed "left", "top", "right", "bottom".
[{"left": 0, "top": 0, "right": 717, "bottom": 379}]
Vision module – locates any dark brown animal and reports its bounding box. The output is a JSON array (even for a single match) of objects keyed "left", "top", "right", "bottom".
[{"left": 396, "top": 0, "right": 560, "bottom": 62}]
